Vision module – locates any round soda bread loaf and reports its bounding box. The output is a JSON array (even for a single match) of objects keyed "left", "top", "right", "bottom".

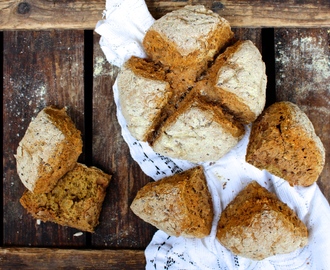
[
  {"left": 15, "top": 106, "right": 83, "bottom": 193},
  {"left": 130, "top": 166, "right": 213, "bottom": 238},
  {"left": 20, "top": 163, "right": 111, "bottom": 232},
  {"left": 117, "top": 5, "right": 267, "bottom": 163},
  {"left": 216, "top": 181, "right": 308, "bottom": 260},
  {"left": 246, "top": 101, "right": 325, "bottom": 186}
]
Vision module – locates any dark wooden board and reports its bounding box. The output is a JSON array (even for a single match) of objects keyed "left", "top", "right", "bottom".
[
  {"left": 2, "top": 30, "right": 86, "bottom": 247},
  {"left": 1, "top": 3, "right": 330, "bottom": 267},
  {"left": 90, "top": 33, "right": 157, "bottom": 248},
  {"left": 0, "top": 0, "right": 329, "bottom": 30},
  {"left": 0, "top": 248, "right": 145, "bottom": 270},
  {"left": 274, "top": 28, "right": 330, "bottom": 200}
]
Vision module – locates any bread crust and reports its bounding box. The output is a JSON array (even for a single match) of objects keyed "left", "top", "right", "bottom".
[
  {"left": 143, "top": 5, "right": 234, "bottom": 71},
  {"left": 15, "top": 106, "right": 83, "bottom": 193},
  {"left": 20, "top": 163, "right": 111, "bottom": 232},
  {"left": 246, "top": 101, "right": 325, "bottom": 186},
  {"left": 117, "top": 57, "right": 171, "bottom": 141},
  {"left": 216, "top": 181, "right": 308, "bottom": 260},
  {"left": 118, "top": 6, "right": 267, "bottom": 163},
  {"left": 197, "top": 40, "right": 267, "bottom": 124},
  {"left": 152, "top": 96, "right": 245, "bottom": 163},
  {"left": 130, "top": 166, "right": 213, "bottom": 238}
]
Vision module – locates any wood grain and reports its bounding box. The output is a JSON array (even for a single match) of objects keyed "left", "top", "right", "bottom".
[
  {"left": 0, "top": 248, "right": 145, "bottom": 269},
  {"left": 274, "top": 28, "right": 330, "bottom": 200},
  {"left": 0, "top": 0, "right": 329, "bottom": 30},
  {"left": 2, "top": 30, "right": 86, "bottom": 246},
  {"left": 91, "top": 33, "right": 157, "bottom": 248}
]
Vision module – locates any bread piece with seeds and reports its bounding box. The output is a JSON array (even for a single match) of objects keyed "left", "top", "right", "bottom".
[
  {"left": 20, "top": 163, "right": 111, "bottom": 232},
  {"left": 130, "top": 166, "right": 213, "bottom": 238},
  {"left": 15, "top": 106, "right": 83, "bottom": 193},
  {"left": 117, "top": 56, "right": 172, "bottom": 142},
  {"left": 217, "top": 181, "right": 308, "bottom": 260},
  {"left": 197, "top": 40, "right": 267, "bottom": 124},
  {"left": 246, "top": 101, "right": 325, "bottom": 186}
]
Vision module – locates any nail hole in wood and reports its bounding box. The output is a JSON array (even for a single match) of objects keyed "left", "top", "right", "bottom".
[{"left": 17, "top": 2, "right": 31, "bottom": 15}]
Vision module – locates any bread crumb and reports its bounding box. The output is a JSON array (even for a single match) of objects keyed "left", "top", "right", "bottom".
[{"left": 73, "top": 232, "right": 83, "bottom": 237}]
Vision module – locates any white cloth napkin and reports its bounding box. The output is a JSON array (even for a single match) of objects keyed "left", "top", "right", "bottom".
[{"left": 95, "top": 1, "right": 330, "bottom": 269}]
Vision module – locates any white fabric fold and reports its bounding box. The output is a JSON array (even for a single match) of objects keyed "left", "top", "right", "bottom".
[{"left": 95, "top": 1, "right": 330, "bottom": 269}]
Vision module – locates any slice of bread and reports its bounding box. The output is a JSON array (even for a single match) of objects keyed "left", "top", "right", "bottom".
[
  {"left": 197, "top": 40, "right": 267, "bottom": 124},
  {"left": 20, "top": 163, "right": 111, "bottom": 232},
  {"left": 246, "top": 101, "right": 325, "bottom": 186},
  {"left": 216, "top": 181, "right": 308, "bottom": 260},
  {"left": 117, "top": 56, "right": 172, "bottom": 142},
  {"left": 15, "top": 106, "right": 83, "bottom": 193},
  {"left": 130, "top": 166, "right": 213, "bottom": 238}
]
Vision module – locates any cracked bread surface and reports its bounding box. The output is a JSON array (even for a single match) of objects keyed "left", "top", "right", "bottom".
[
  {"left": 118, "top": 6, "right": 267, "bottom": 164},
  {"left": 117, "top": 56, "right": 172, "bottom": 141},
  {"left": 130, "top": 166, "right": 213, "bottom": 238},
  {"left": 151, "top": 95, "right": 245, "bottom": 163},
  {"left": 143, "top": 5, "right": 234, "bottom": 91},
  {"left": 216, "top": 181, "right": 308, "bottom": 260},
  {"left": 246, "top": 101, "right": 325, "bottom": 186},
  {"left": 15, "top": 106, "right": 83, "bottom": 194},
  {"left": 20, "top": 163, "right": 111, "bottom": 232},
  {"left": 198, "top": 40, "right": 267, "bottom": 124}
]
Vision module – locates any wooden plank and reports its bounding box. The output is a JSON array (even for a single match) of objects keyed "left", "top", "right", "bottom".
[
  {"left": 0, "top": 248, "right": 145, "bottom": 269},
  {"left": 274, "top": 28, "right": 330, "bottom": 201},
  {"left": 2, "top": 30, "right": 86, "bottom": 246},
  {"left": 90, "top": 33, "right": 157, "bottom": 248},
  {"left": 0, "top": 0, "right": 330, "bottom": 30},
  {"left": 233, "top": 28, "right": 262, "bottom": 50},
  {"left": 192, "top": 0, "right": 330, "bottom": 28}
]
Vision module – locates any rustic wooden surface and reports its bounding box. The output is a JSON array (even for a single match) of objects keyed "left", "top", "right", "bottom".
[
  {"left": 0, "top": 248, "right": 145, "bottom": 269},
  {"left": 274, "top": 28, "right": 330, "bottom": 200},
  {"left": 1, "top": 0, "right": 330, "bottom": 268},
  {"left": 0, "top": 0, "right": 329, "bottom": 30},
  {"left": 3, "top": 30, "right": 87, "bottom": 247}
]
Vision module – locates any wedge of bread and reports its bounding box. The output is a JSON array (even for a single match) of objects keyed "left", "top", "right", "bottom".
[
  {"left": 246, "top": 101, "right": 325, "bottom": 186},
  {"left": 130, "top": 166, "right": 213, "bottom": 238},
  {"left": 151, "top": 96, "right": 245, "bottom": 163},
  {"left": 15, "top": 106, "right": 83, "bottom": 193},
  {"left": 20, "top": 163, "right": 111, "bottom": 232},
  {"left": 217, "top": 181, "right": 308, "bottom": 260},
  {"left": 143, "top": 5, "right": 234, "bottom": 92},
  {"left": 197, "top": 40, "right": 267, "bottom": 124}
]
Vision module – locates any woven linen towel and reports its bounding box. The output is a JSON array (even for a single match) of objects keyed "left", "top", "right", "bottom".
[{"left": 95, "top": 1, "right": 330, "bottom": 269}]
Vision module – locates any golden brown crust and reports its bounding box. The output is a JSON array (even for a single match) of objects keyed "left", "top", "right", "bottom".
[
  {"left": 20, "top": 163, "right": 111, "bottom": 232},
  {"left": 151, "top": 96, "right": 245, "bottom": 163},
  {"left": 118, "top": 6, "right": 268, "bottom": 163},
  {"left": 143, "top": 6, "right": 234, "bottom": 76},
  {"left": 216, "top": 181, "right": 308, "bottom": 260},
  {"left": 15, "top": 106, "right": 83, "bottom": 194},
  {"left": 246, "top": 101, "right": 325, "bottom": 186},
  {"left": 117, "top": 57, "right": 172, "bottom": 142},
  {"left": 143, "top": 5, "right": 234, "bottom": 108},
  {"left": 130, "top": 166, "right": 213, "bottom": 238},
  {"left": 198, "top": 40, "right": 266, "bottom": 124}
]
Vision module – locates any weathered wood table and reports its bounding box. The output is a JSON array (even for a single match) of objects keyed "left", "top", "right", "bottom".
[{"left": 1, "top": 0, "right": 330, "bottom": 269}]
